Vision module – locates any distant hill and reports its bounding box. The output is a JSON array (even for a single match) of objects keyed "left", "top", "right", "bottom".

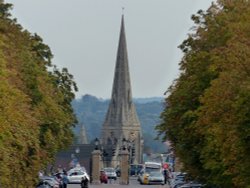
[
  {"left": 71, "top": 94, "right": 166, "bottom": 153},
  {"left": 133, "top": 97, "right": 164, "bottom": 104}
]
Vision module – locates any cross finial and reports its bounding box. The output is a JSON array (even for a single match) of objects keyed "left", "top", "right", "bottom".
[{"left": 122, "top": 7, "right": 125, "bottom": 15}]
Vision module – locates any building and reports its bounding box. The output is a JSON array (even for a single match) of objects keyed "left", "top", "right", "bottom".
[
  {"left": 100, "top": 15, "right": 143, "bottom": 167},
  {"left": 54, "top": 144, "right": 95, "bottom": 174}
]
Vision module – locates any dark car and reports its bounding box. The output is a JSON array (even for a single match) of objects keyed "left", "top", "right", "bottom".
[
  {"left": 37, "top": 176, "right": 60, "bottom": 188},
  {"left": 53, "top": 173, "right": 63, "bottom": 188},
  {"left": 100, "top": 170, "right": 108, "bottom": 184},
  {"left": 36, "top": 183, "right": 51, "bottom": 188},
  {"left": 130, "top": 164, "right": 143, "bottom": 176},
  {"left": 179, "top": 182, "right": 204, "bottom": 188},
  {"left": 115, "top": 167, "right": 121, "bottom": 177}
]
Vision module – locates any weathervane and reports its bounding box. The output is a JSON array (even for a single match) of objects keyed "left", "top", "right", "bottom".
[{"left": 122, "top": 7, "right": 125, "bottom": 15}]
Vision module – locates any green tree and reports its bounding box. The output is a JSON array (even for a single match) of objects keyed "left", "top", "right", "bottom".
[
  {"left": 157, "top": 1, "right": 250, "bottom": 187},
  {"left": 0, "top": 1, "right": 78, "bottom": 187}
]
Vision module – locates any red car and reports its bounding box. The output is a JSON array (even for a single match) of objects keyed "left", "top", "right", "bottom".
[{"left": 100, "top": 170, "right": 108, "bottom": 184}]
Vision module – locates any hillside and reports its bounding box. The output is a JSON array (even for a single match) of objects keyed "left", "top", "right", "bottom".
[{"left": 72, "top": 94, "right": 166, "bottom": 153}]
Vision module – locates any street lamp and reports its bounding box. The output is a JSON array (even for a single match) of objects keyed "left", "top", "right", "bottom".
[
  {"left": 75, "top": 147, "right": 80, "bottom": 167},
  {"left": 122, "top": 138, "right": 127, "bottom": 150},
  {"left": 75, "top": 147, "right": 80, "bottom": 154},
  {"left": 122, "top": 138, "right": 134, "bottom": 164},
  {"left": 94, "top": 138, "right": 100, "bottom": 150},
  {"left": 127, "top": 141, "right": 135, "bottom": 164}
]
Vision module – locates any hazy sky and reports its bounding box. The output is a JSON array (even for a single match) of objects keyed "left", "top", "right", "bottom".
[{"left": 6, "top": 0, "right": 214, "bottom": 99}]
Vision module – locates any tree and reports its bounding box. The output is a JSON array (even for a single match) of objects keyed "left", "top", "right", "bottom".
[
  {"left": 0, "top": 1, "right": 78, "bottom": 187},
  {"left": 157, "top": 1, "right": 250, "bottom": 187}
]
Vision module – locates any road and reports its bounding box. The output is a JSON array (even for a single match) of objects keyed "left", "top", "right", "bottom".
[{"left": 68, "top": 177, "right": 170, "bottom": 188}]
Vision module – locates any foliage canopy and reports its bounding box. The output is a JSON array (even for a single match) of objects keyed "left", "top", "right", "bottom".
[
  {"left": 157, "top": 1, "right": 250, "bottom": 187},
  {"left": 0, "top": 1, "right": 77, "bottom": 187}
]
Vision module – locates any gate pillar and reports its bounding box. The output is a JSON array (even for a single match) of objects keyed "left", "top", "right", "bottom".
[
  {"left": 119, "top": 149, "right": 129, "bottom": 185},
  {"left": 91, "top": 150, "right": 101, "bottom": 184}
]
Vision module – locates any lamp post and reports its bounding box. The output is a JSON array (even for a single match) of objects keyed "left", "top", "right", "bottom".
[
  {"left": 140, "top": 139, "right": 144, "bottom": 163},
  {"left": 92, "top": 138, "right": 101, "bottom": 184},
  {"left": 122, "top": 138, "right": 127, "bottom": 150},
  {"left": 75, "top": 147, "right": 80, "bottom": 154},
  {"left": 121, "top": 138, "right": 135, "bottom": 164},
  {"left": 75, "top": 146, "right": 80, "bottom": 167},
  {"left": 70, "top": 146, "right": 80, "bottom": 168},
  {"left": 94, "top": 138, "right": 100, "bottom": 150}
]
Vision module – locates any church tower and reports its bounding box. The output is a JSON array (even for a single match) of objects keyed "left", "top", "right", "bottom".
[{"left": 101, "top": 15, "right": 143, "bottom": 166}]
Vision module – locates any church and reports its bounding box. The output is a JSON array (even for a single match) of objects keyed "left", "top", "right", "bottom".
[
  {"left": 54, "top": 15, "right": 143, "bottom": 172},
  {"left": 100, "top": 15, "right": 143, "bottom": 166}
]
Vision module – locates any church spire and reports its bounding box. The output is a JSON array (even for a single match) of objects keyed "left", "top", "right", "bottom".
[
  {"left": 103, "top": 15, "right": 140, "bottom": 127},
  {"left": 101, "top": 15, "right": 143, "bottom": 165},
  {"left": 79, "top": 124, "right": 88, "bottom": 144}
]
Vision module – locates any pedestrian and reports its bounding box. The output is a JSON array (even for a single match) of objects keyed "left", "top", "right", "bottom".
[
  {"left": 163, "top": 168, "right": 170, "bottom": 185},
  {"left": 62, "top": 171, "right": 69, "bottom": 188},
  {"left": 81, "top": 176, "right": 89, "bottom": 188}
]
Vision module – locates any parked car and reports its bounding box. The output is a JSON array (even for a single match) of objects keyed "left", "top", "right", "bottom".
[
  {"left": 36, "top": 182, "right": 52, "bottom": 188},
  {"left": 171, "top": 181, "right": 186, "bottom": 188},
  {"left": 130, "top": 164, "right": 143, "bottom": 176},
  {"left": 52, "top": 173, "right": 63, "bottom": 188},
  {"left": 115, "top": 166, "right": 121, "bottom": 177},
  {"left": 100, "top": 170, "right": 108, "bottom": 183},
  {"left": 67, "top": 169, "right": 89, "bottom": 184},
  {"left": 103, "top": 167, "right": 117, "bottom": 180},
  {"left": 37, "top": 176, "right": 60, "bottom": 188},
  {"left": 170, "top": 172, "right": 187, "bottom": 188},
  {"left": 179, "top": 182, "right": 204, "bottom": 188}
]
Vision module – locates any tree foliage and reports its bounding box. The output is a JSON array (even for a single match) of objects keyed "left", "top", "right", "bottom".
[
  {"left": 157, "top": 1, "right": 250, "bottom": 187},
  {"left": 0, "top": 1, "right": 78, "bottom": 187}
]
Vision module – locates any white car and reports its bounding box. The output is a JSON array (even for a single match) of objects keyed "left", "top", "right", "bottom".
[
  {"left": 147, "top": 171, "right": 165, "bottom": 185},
  {"left": 67, "top": 168, "right": 89, "bottom": 184},
  {"left": 103, "top": 167, "right": 117, "bottom": 180},
  {"left": 138, "top": 170, "right": 164, "bottom": 185}
]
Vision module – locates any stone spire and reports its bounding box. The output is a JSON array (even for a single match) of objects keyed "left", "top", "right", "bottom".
[
  {"left": 101, "top": 15, "right": 143, "bottom": 165},
  {"left": 79, "top": 124, "right": 88, "bottom": 144},
  {"left": 103, "top": 15, "right": 140, "bottom": 127}
]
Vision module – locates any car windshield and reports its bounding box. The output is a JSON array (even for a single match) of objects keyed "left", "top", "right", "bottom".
[
  {"left": 149, "top": 171, "right": 162, "bottom": 177},
  {"left": 145, "top": 167, "right": 161, "bottom": 173},
  {"left": 104, "top": 168, "right": 115, "bottom": 172},
  {"left": 70, "top": 171, "right": 84, "bottom": 176}
]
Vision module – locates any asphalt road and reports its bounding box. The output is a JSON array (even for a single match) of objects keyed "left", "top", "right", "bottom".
[{"left": 68, "top": 177, "right": 170, "bottom": 188}]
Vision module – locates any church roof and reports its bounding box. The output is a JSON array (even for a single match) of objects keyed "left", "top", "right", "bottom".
[{"left": 103, "top": 15, "right": 140, "bottom": 127}]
